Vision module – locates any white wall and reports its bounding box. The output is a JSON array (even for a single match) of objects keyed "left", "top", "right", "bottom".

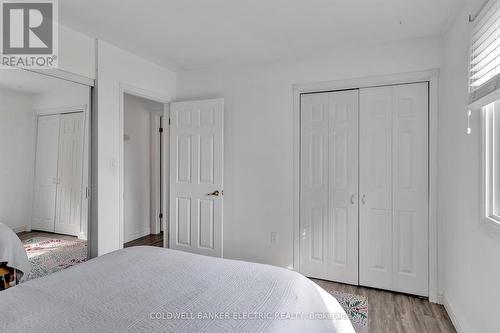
[
  {"left": 123, "top": 94, "right": 152, "bottom": 243},
  {"left": 96, "top": 40, "right": 176, "bottom": 255},
  {"left": 32, "top": 85, "right": 89, "bottom": 110},
  {"left": 58, "top": 25, "right": 96, "bottom": 80},
  {"left": 176, "top": 37, "right": 442, "bottom": 268},
  {"left": 439, "top": 2, "right": 500, "bottom": 332},
  {"left": 0, "top": 90, "right": 35, "bottom": 232}
]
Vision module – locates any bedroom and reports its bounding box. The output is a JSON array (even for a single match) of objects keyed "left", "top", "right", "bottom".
[{"left": 0, "top": 0, "right": 499, "bottom": 332}]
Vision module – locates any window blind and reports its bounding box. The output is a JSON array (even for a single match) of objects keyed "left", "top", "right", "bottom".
[{"left": 469, "top": 0, "right": 500, "bottom": 107}]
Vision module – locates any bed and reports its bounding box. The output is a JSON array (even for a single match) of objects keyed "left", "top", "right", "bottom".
[
  {"left": 0, "top": 246, "right": 355, "bottom": 332},
  {"left": 0, "top": 222, "right": 31, "bottom": 284}
]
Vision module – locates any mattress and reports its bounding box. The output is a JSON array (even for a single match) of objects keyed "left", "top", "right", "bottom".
[{"left": 0, "top": 246, "right": 355, "bottom": 332}]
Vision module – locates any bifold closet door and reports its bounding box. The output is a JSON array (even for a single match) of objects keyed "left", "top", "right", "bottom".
[
  {"left": 54, "top": 113, "right": 85, "bottom": 236},
  {"left": 300, "top": 90, "right": 359, "bottom": 285},
  {"left": 359, "top": 83, "right": 429, "bottom": 297},
  {"left": 32, "top": 115, "right": 61, "bottom": 232}
]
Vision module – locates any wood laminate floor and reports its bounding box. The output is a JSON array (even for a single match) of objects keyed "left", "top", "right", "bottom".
[
  {"left": 313, "top": 279, "right": 456, "bottom": 333},
  {"left": 124, "top": 232, "right": 164, "bottom": 248}
]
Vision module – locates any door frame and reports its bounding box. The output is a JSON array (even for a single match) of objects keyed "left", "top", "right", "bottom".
[
  {"left": 292, "top": 69, "right": 440, "bottom": 303},
  {"left": 32, "top": 105, "right": 89, "bottom": 240},
  {"left": 118, "top": 83, "right": 170, "bottom": 248},
  {"left": 150, "top": 111, "right": 164, "bottom": 235}
]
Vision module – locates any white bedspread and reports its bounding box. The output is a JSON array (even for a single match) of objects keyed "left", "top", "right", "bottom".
[
  {"left": 0, "top": 247, "right": 354, "bottom": 333},
  {"left": 0, "top": 222, "right": 31, "bottom": 277}
]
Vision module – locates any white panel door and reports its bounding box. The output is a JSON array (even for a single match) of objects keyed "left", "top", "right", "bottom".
[
  {"left": 54, "top": 113, "right": 85, "bottom": 236},
  {"left": 170, "top": 99, "right": 224, "bottom": 257},
  {"left": 360, "top": 83, "right": 428, "bottom": 297},
  {"left": 32, "top": 115, "right": 60, "bottom": 232},
  {"left": 300, "top": 90, "right": 359, "bottom": 284},
  {"left": 392, "top": 83, "right": 428, "bottom": 296},
  {"left": 359, "top": 86, "right": 393, "bottom": 290}
]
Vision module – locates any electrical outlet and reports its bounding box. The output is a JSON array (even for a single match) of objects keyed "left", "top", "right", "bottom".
[{"left": 271, "top": 232, "right": 278, "bottom": 243}]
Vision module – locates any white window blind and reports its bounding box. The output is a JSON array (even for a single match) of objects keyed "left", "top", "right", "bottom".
[{"left": 469, "top": 0, "right": 500, "bottom": 107}]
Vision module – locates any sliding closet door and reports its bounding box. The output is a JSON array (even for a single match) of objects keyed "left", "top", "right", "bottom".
[
  {"left": 54, "top": 112, "right": 85, "bottom": 236},
  {"left": 359, "top": 83, "right": 428, "bottom": 296},
  {"left": 300, "top": 90, "right": 359, "bottom": 285},
  {"left": 32, "top": 115, "right": 60, "bottom": 232}
]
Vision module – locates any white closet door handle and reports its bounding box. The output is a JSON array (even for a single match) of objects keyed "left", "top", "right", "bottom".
[
  {"left": 350, "top": 195, "right": 356, "bottom": 205},
  {"left": 362, "top": 194, "right": 367, "bottom": 205}
]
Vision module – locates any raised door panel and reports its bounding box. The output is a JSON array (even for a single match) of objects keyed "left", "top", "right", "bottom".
[
  {"left": 55, "top": 113, "right": 84, "bottom": 236},
  {"left": 32, "top": 115, "right": 60, "bottom": 232},
  {"left": 392, "top": 83, "right": 429, "bottom": 296},
  {"left": 170, "top": 99, "right": 223, "bottom": 257},
  {"left": 176, "top": 197, "right": 191, "bottom": 246},
  {"left": 359, "top": 86, "right": 393, "bottom": 290}
]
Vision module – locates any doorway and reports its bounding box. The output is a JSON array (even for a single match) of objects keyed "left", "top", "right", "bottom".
[{"left": 122, "top": 93, "right": 167, "bottom": 248}]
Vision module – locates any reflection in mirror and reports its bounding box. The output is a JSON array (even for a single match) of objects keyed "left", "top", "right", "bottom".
[{"left": 0, "top": 68, "right": 90, "bottom": 286}]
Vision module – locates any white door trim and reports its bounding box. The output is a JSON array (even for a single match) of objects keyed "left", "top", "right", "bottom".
[
  {"left": 119, "top": 83, "right": 171, "bottom": 248},
  {"left": 23, "top": 68, "right": 95, "bottom": 87},
  {"left": 150, "top": 112, "right": 162, "bottom": 235},
  {"left": 34, "top": 104, "right": 87, "bottom": 116},
  {"left": 162, "top": 103, "right": 170, "bottom": 247},
  {"left": 292, "top": 69, "right": 440, "bottom": 303}
]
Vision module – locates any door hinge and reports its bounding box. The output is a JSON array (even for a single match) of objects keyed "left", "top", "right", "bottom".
[
  {"left": 168, "top": 118, "right": 171, "bottom": 125},
  {"left": 159, "top": 213, "right": 163, "bottom": 219},
  {"left": 159, "top": 127, "right": 164, "bottom": 133}
]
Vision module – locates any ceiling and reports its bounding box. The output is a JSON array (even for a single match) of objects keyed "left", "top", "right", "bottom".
[{"left": 60, "top": 0, "right": 465, "bottom": 71}]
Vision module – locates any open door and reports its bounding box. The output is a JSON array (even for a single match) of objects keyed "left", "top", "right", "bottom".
[{"left": 169, "top": 99, "right": 224, "bottom": 257}]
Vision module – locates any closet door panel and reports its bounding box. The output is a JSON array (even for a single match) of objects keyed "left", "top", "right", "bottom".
[
  {"left": 359, "top": 87, "right": 393, "bottom": 290},
  {"left": 392, "top": 83, "right": 428, "bottom": 296},
  {"left": 300, "top": 93, "right": 330, "bottom": 279},
  {"left": 54, "top": 113, "right": 85, "bottom": 236},
  {"left": 300, "top": 90, "right": 359, "bottom": 284},
  {"left": 327, "top": 91, "right": 359, "bottom": 284},
  {"left": 32, "top": 115, "right": 60, "bottom": 232},
  {"left": 360, "top": 83, "right": 429, "bottom": 297}
]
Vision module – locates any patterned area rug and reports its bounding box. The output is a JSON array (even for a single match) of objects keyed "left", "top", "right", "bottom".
[
  {"left": 329, "top": 290, "right": 369, "bottom": 333},
  {"left": 23, "top": 237, "right": 87, "bottom": 281}
]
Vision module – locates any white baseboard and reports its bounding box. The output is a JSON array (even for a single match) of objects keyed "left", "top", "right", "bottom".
[
  {"left": 442, "top": 295, "right": 466, "bottom": 333},
  {"left": 124, "top": 228, "right": 150, "bottom": 244}
]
